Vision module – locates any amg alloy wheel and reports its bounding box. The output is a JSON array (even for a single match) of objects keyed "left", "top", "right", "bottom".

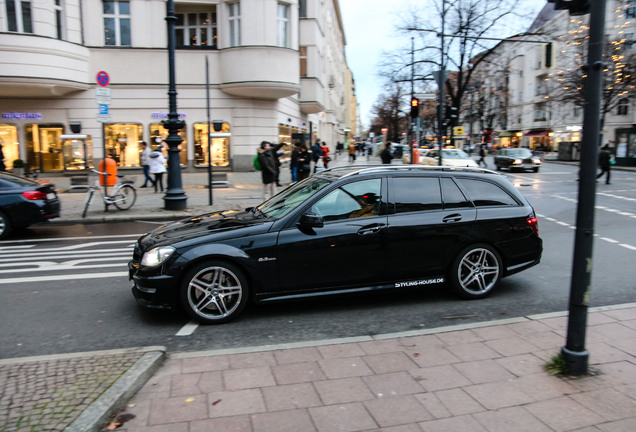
[
  {"left": 180, "top": 261, "right": 248, "bottom": 324},
  {"left": 449, "top": 244, "right": 502, "bottom": 299},
  {"left": 0, "top": 211, "right": 11, "bottom": 240}
]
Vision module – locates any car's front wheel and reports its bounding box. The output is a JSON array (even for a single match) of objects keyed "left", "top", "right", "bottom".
[
  {"left": 180, "top": 260, "right": 249, "bottom": 324},
  {"left": 0, "top": 211, "right": 11, "bottom": 240},
  {"left": 449, "top": 244, "right": 502, "bottom": 299}
]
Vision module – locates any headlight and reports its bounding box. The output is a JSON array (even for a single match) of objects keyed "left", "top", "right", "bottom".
[
  {"left": 513, "top": 158, "right": 523, "bottom": 165},
  {"left": 141, "top": 246, "right": 175, "bottom": 267},
  {"left": 533, "top": 159, "right": 542, "bottom": 165}
]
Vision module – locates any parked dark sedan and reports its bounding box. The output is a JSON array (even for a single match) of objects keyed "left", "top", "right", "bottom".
[
  {"left": 0, "top": 172, "right": 61, "bottom": 239},
  {"left": 130, "top": 166, "right": 542, "bottom": 324},
  {"left": 494, "top": 148, "right": 542, "bottom": 172}
]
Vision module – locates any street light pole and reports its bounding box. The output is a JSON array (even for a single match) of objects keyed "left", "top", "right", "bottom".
[
  {"left": 162, "top": 0, "right": 187, "bottom": 210},
  {"left": 561, "top": 0, "right": 606, "bottom": 376},
  {"left": 437, "top": 0, "right": 447, "bottom": 166}
]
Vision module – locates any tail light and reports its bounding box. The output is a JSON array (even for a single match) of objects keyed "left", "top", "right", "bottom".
[
  {"left": 527, "top": 216, "right": 539, "bottom": 235},
  {"left": 22, "top": 191, "right": 47, "bottom": 200}
]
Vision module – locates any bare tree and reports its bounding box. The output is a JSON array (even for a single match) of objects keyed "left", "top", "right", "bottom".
[{"left": 369, "top": 82, "right": 410, "bottom": 143}]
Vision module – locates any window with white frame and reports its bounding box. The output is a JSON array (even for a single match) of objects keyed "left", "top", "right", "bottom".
[
  {"left": 103, "top": 1, "right": 131, "bottom": 46},
  {"left": 54, "top": 0, "right": 65, "bottom": 40},
  {"left": 228, "top": 2, "right": 240, "bottom": 47},
  {"left": 617, "top": 98, "right": 629, "bottom": 116},
  {"left": 534, "top": 104, "right": 547, "bottom": 121},
  {"left": 5, "top": 0, "right": 33, "bottom": 33},
  {"left": 277, "top": 3, "right": 290, "bottom": 48},
  {"left": 176, "top": 9, "right": 217, "bottom": 48}
]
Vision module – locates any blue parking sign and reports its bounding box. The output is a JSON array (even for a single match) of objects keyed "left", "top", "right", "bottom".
[{"left": 99, "top": 104, "right": 109, "bottom": 115}]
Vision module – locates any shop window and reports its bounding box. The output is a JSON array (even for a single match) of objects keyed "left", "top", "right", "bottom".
[
  {"left": 55, "top": 0, "right": 65, "bottom": 40},
  {"left": 0, "top": 124, "right": 20, "bottom": 170},
  {"left": 60, "top": 135, "right": 93, "bottom": 170},
  {"left": 5, "top": 0, "right": 32, "bottom": 33},
  {"left": 104, "top": 123, "right": 142, "bottom": 167},
  {"left": 176, "top": 8, "right": 217, "bottom": 48},
  {"left": 277, "top": 3, "right": 290, "bottom": 48},
  {"left": 193, "top": 122, "right": 230, "bottom": 167},
  {"left": 25, "top": 124, "right": 65, "bottom": 172},
  {"left": 149, "top": 124, "right": 187, "bottom": 166},
  {"left": 103, "top": 1, "right": 131, "bottom": 46},
  {"left": 228, "top": 2, "right": 240, "bottom": 47}
]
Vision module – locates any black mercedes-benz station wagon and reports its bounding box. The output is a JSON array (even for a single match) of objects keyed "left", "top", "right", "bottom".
[{"left": 130, "top": 166, "right": 542, "bottom": 324}]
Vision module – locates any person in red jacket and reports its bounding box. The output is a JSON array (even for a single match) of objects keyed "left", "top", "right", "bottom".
[{"left": 321, "top": 141, "right": 330, "bottom": 168}]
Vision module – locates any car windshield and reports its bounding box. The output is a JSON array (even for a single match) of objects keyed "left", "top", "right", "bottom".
[
  {"left": 443, "top": 150, "right": 470, "bottom": 159},
  {"left": 256, "top": 177, "right": 331, "bottom": 219},
  {"left": 0, "top": 173, "right": 40, "bottom": 188},
  {"left": 506, "top": 149, "right": 533, "bottom": 157}
]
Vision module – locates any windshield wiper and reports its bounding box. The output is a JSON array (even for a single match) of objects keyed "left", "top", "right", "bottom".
[{"left": 253, "top": 207, "right": 268, "bottom": 218}]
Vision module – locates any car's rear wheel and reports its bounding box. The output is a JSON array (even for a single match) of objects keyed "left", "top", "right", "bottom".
[
  {"left": 180, "top": 260, "right": 249, "bottom": 324},
  {"left": 0, "top": 211, "right": 11, "bottom": 240},
  {"left": 449, "top": 244, "right": 502, "bottom": 299}
]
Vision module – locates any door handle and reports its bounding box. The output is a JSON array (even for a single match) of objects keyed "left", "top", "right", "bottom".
[
  {"left": 442, "top": 214, "right": 462, "bottom": 223},
  {"left": 357, "top": 224, "right": 384, "bottom": 235}
]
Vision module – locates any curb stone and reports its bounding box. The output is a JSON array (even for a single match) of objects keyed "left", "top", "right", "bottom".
[{"left": 64, "top": 348, "right": 166, "bottom": 432}]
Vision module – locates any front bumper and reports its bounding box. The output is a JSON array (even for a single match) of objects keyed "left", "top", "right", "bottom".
[{"left": 129, "top": 261, "right": 179, "bottom": 309}]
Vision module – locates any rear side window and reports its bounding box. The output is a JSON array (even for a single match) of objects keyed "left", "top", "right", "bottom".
[
  {"left": 392, "top": 177, "right": 442, "bottom": 213},
  {"left": 456, "top": 178, "right": 519, "bottom": 207},
  {"left": 441, "top": 178, "right": 471, "bottom": 209}
]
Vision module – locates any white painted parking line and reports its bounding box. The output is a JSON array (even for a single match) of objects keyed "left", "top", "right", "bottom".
[{"left": 176, "top": 321, "right": 199, "bottom": 336}]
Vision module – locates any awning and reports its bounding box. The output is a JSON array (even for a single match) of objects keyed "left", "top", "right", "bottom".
[
  {"left": 497, "top": 130, "right": 522, "bottom": 138},
  {"left": 524, "top": 130, "right": 551, "bottom": 137}
]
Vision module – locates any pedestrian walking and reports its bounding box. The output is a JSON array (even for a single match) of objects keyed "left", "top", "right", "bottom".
[
  {"left": 348, "top": 141, "right": 357, "bottom": 163},
  {"left": 321, "top": 141, "right": 330, "bottom": 168},
  {"left": 381, "top": 142, "right": 394, "bottom": 164},
  {"left": 0, "top": 142, "right": 6, "bottom": 172},
  {"left": 311, "top": 139, "right": 324, "bottom": 173},
  {"left": 148, "top": 145, "right": 166, "bottom": 192},
  {"left": 273, "top": 143, "right": 286, "bottom": 186},
  {"left": 257, "top": 141, "right": 285, "bottom": 200},
  {"left": 596, "top": 144, "right": 612, "bottom": 184},
  {"left": 290, "top": 144, "right": 299, "bottom": 182},
  {"left": 296, "top": 145, "right": 312, "bottom": 181},
  {"left": 477, "top": 144, "right": 488, "bottom": 168},
  {"left": 139, "top": 141, "right": 154, "bottom": 188}
]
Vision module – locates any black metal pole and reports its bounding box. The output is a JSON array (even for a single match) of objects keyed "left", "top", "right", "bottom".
[
  {"left": 206, "top": 56, "right": 213, "bottom": 206},
  {"left": 437, "top": 0, "right": 446, "bottom": 166},
  {"left": 162, "top": 0, "right": 187, "bottom": 210},
  {"left": 561, "top": 0, "right": 606, "bottom": 376}
]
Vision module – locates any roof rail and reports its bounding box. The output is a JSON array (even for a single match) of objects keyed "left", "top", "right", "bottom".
[{"left": 319, "top": 164, "right": 496, "bottom": 179}]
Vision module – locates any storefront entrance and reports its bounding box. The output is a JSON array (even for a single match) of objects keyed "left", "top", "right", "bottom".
[
  {"left": 25, "top": 124, "right": 65, "bottom": 172},
  {"left": 0, "top": 124, "right": 20, "bottom": 169}
]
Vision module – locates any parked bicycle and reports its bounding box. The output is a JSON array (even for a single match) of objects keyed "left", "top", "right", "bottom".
[{"left": 82, "top": 168, "right": 137, "bottom": 218}]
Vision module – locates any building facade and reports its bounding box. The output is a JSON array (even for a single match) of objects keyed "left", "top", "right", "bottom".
[
  {"left": 0, "top": 0, "right": 356, "bottom": 173},
  {"left": 465, "top": 1, "right": 635, "bottom": 166}
]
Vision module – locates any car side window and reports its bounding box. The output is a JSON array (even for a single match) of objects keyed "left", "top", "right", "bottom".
[
  {"left": 392, "top": 177, "right": 442, "bottom": 213},
  {"left": 311, "top": 178, "right": 382, "bottom": 221},
  {"left": 456, "top": 178, "right": 519, "bottom": 207},
  {"left": 441, "top": 178, "right": 471, "bottom": 209}
]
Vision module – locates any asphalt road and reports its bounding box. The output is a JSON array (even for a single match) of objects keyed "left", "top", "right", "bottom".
[{"left": 1, "top": 163, "right": 635, "bottom": 359}]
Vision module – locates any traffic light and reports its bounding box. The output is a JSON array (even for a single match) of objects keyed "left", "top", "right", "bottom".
[
  {"left": 547, "top": 0, "right": 590, "bottom": 16},
  {"left": 446, "top": 105, "right": 459, "bottom": 127},
  {"left": 410, "top": 98, "right": 420, "bottom": 118}
]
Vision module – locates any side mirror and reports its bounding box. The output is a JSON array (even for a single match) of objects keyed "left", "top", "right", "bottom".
[{"left": 298, "top": 212, "right": 324, "bottom": 229}]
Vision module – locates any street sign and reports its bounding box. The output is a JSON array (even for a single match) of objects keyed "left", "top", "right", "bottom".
[
  {"left": 453, "top": 126, "right": 465, "bottom": 136},
  {"left": 98, "top": 104, "right": 109, "bottom": 115},
  {"left": 96, "top": 87, "right": 111, "bottom": 104},
  {"left": 432, "top": 70, "right": 450, "bottom": 89},
  {"left": 96, "top": 71, "right": 110, "bottom": 87},
  {"left": 96, "top": 114, "right": 112, "bottom": 123}
]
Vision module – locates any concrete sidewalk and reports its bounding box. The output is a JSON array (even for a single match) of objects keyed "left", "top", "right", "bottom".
[{"left": 2, "top": 304, "right": 635, "bottom": 432}]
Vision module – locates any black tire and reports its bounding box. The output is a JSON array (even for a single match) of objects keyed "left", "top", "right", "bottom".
[
  {"left": 82, "top": 189, "right": 94, "bottom": 218},
  {"left": 533, "top": 167, "right": 539, "bottom": 173},
  {"left": 495, "top": 164, "right": 501, "bottom": 171},
  {"left": 449, "top": 244, "right": 502, "bottom": 299},
  {"left": 0, "top": 211, "right": 11, "bottom": 240},
  {"left": 113, "top": 185, "right": 136, "bottom": 211},
  {"left": 180, "top": 260, "right": 249, "bottom": 324}
]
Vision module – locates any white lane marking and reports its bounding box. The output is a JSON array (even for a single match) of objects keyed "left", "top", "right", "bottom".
[
  {"left": 600, "top": 237, "right": 619, "bottom": 243},
  {"left": 176, "top": 321, "right": 199, "bottom": 336},
  {"left": 0, "top": 272, "right": 128, "bottom": 284},
  {"left": 0, "top": 260, "right": 128, "bottom": 273},
  {"left": 620, "top": 244, "right": 636, "bottom": 251},
  {"left": 0, "top": 233, "right": 143, "bottom": 245},
  {"left": 537, "top": 213, "right": 634, "bottom": 250},
  {"left": 0, "top": 247, "right": 133, "bottom": 259}
]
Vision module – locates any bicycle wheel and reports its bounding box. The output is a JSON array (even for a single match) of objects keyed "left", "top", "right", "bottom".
[
  {"left": 82, "top": 189, "right": 95, "bottom": 218},
  {"left": 113, "top": 184, "right": 137, "bottom": 211}
]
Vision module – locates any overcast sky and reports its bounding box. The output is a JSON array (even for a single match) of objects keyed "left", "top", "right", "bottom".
[{"left": 339, "top": 0, "right": 548, "bottom": 131}]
